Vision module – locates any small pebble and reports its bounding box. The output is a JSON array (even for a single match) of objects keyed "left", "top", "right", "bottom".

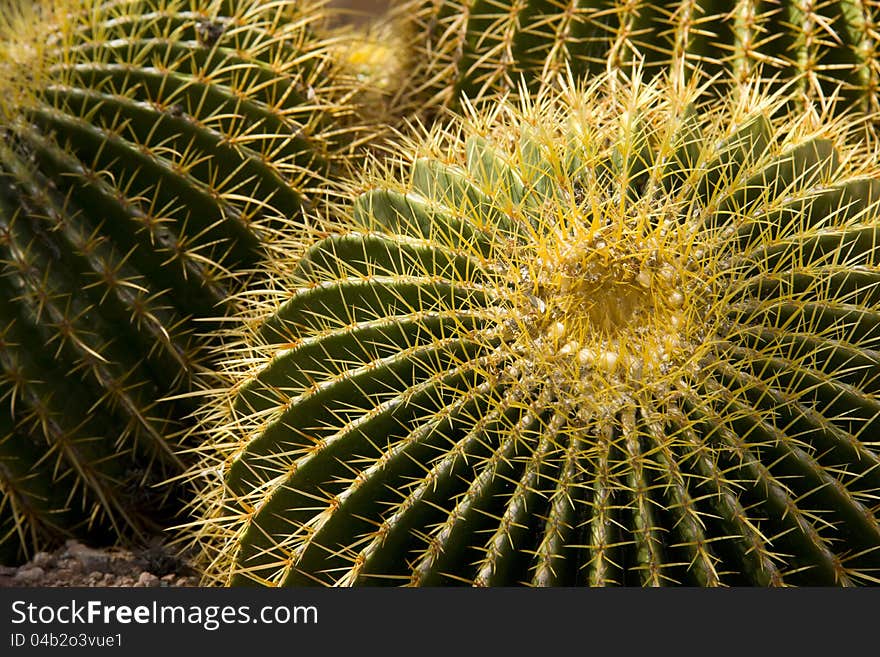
[
  {"left": 67, "top": 543, "right": 111, "bottom": 573},
  {"left": 32, "top": 551, "right": 54, "bottom": 568},
  {"left": 14, "top": 567, "right": 44, "bottom": 583},
  {"left": 137, "top": 571, "right": 160, "bottom": 587}
]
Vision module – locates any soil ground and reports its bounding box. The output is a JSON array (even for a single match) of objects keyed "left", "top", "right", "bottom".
[{"left": 0, "top": 540, "right": 200, "bottom": 588}]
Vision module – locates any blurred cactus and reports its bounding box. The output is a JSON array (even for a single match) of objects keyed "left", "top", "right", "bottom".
[
  {"left": 331, "top": 19, "right": 408, "bottom": 127},
  {"left": 0, "top": 0, "right": 357, "bottom": 564},
  {"left": 191, "top": 71, "right": 880, "bottom": 586}
]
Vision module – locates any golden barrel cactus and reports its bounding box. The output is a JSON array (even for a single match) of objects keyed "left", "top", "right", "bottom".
[
  {"left": 0, "top": 0, "right": 357, "bottom": 563},
  {"left": 400, "top": 0, "right": 880, "bottom": 114},
  {"left": 192, "top": 72, "right": 880, "bottom": 586}
]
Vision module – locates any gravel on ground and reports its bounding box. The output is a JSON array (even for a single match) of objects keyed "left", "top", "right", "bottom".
[{"left": 0, "top": 540, "right": 200, "bottom": 587}]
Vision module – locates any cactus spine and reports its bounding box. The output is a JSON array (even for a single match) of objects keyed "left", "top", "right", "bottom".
[
  {"left": 192, "top": 72, "right": 880, "bottom": 586},
  {"left": 0, "top": 0, "right": 354, "bottom": 563},
  {"left": 402, "top": 0, "right": 880, "bottom": 112}
]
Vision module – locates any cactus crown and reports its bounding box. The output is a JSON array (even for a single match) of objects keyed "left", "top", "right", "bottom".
[{"left": 190, "top": 71, "right": 880, "bottom": 586}]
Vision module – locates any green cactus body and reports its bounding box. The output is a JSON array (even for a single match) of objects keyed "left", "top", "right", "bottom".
[
  {"left": 0, "top": 0, "right": 349, "bottom": 563},
  {"left": 403, "top": 0, "right": 880, "bottom": 112},
  {"left": 197, "top": 73, "right": 880, "bottom": 586}
]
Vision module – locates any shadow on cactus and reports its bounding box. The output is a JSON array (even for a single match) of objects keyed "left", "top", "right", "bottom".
[
  {"left": 0, "top": 0, "right": 356, "bottom": 564},
  {"left": 191, "top": 71, "right": 880, "bottom": 586},
  {"left": 401, "top": 0, "right": 880, "bottom": 114}
]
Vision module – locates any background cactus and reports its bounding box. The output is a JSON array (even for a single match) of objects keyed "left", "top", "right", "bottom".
[
  {"left": 0, "top": 0, "right": 356, "bottom": 564},
  {"left": 331, "top": 18, "right": 409, "bottom": 130},
  {"left": 400, "top": 0, "right": 880, "bottom": 113},
  {"left": 191, "top": 71, "right": 880, "bottom": 586}
]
